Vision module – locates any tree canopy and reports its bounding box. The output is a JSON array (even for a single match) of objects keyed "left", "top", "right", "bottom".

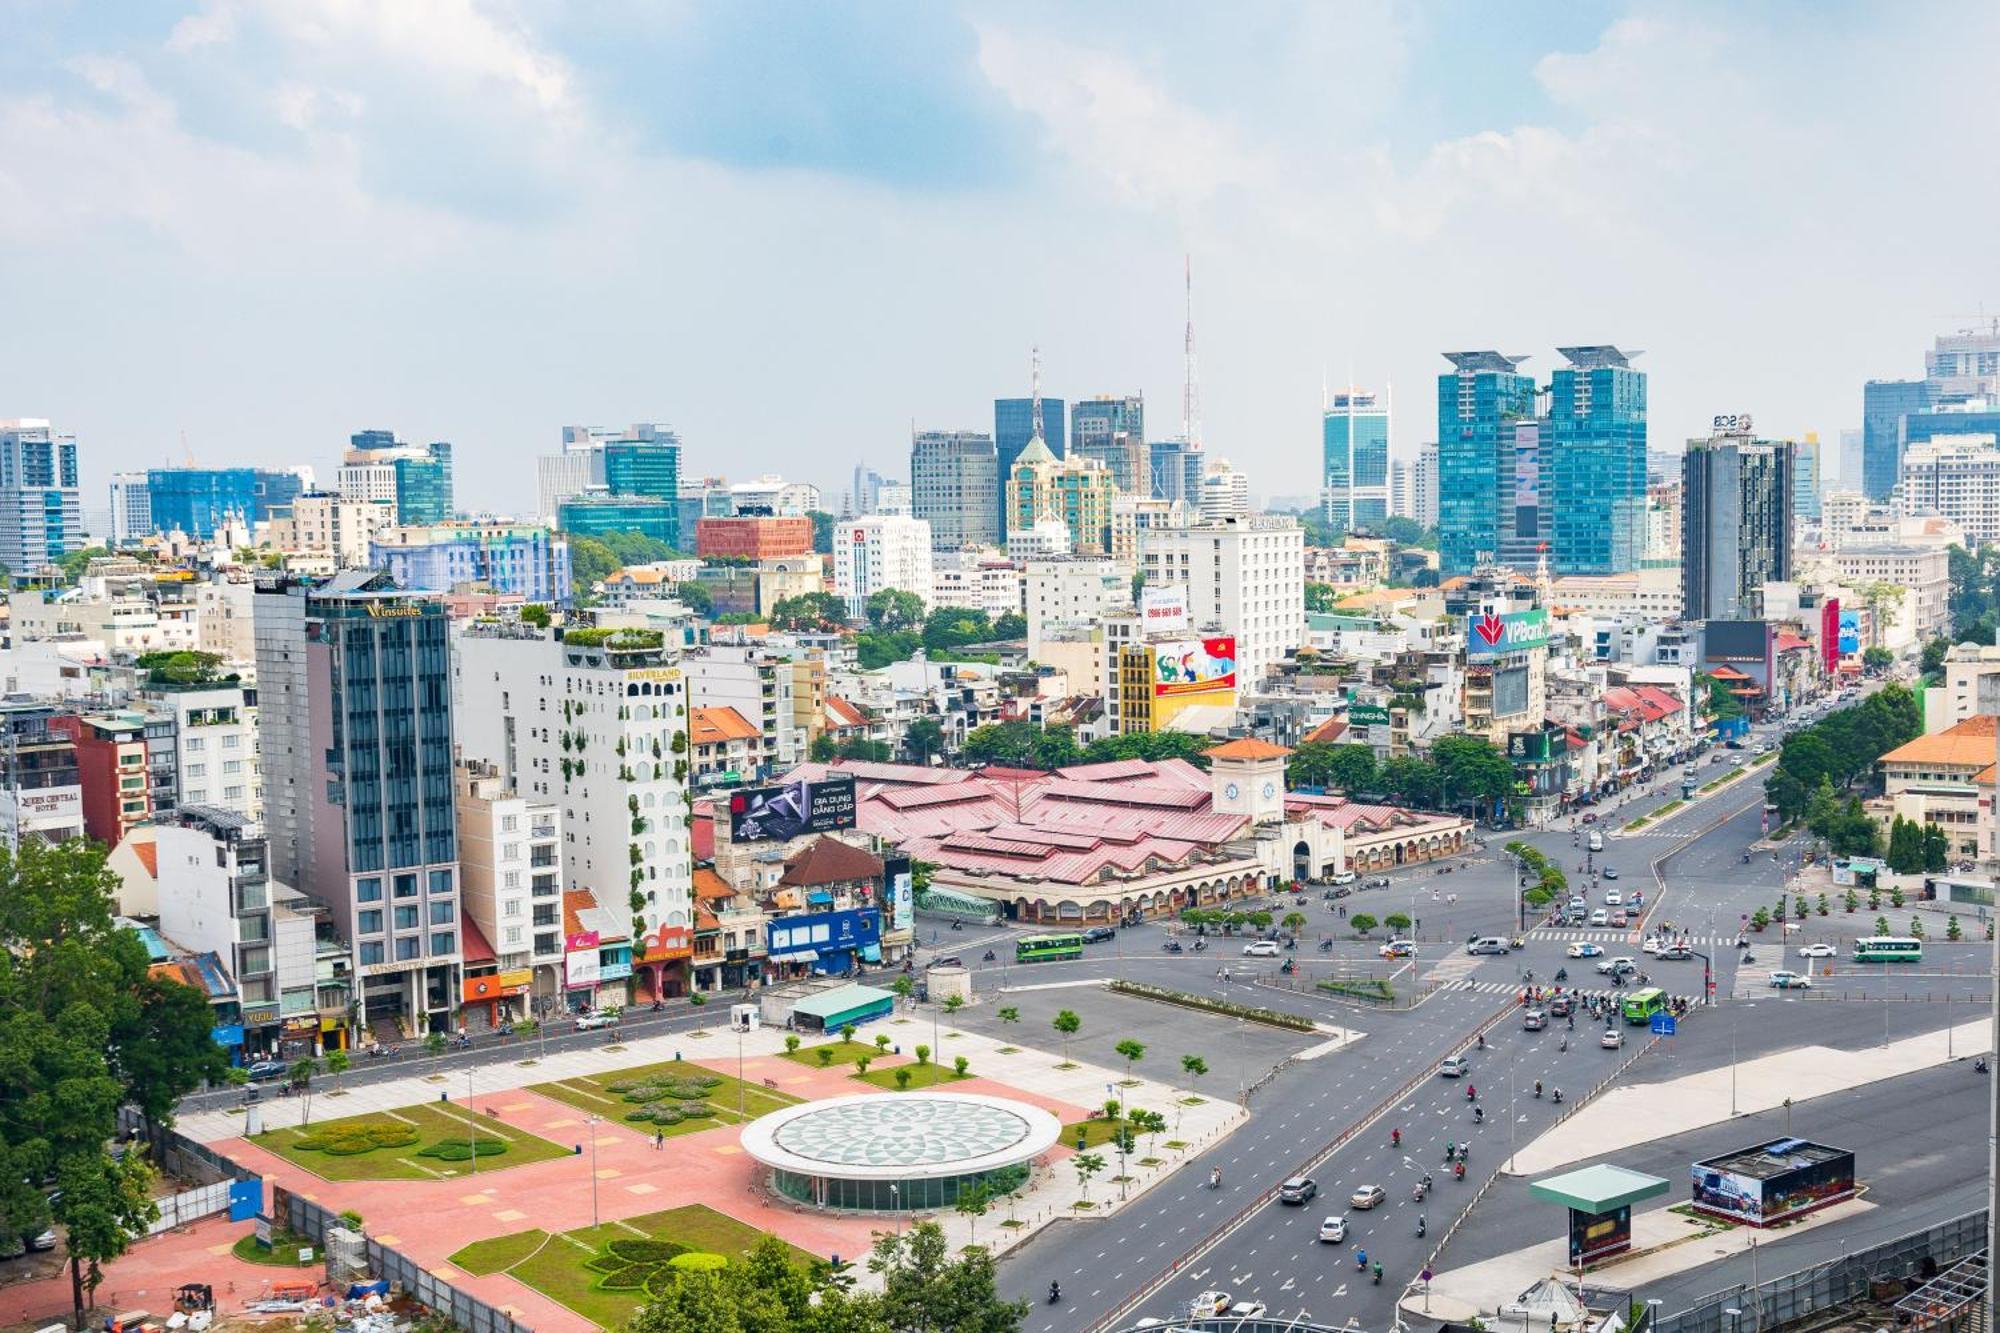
[
  {"left": 769, "top": 592, "right": 850, "bottom": 633},
  {"left": 1765, "top": 683, "right": 1922, "bottom": 824}
]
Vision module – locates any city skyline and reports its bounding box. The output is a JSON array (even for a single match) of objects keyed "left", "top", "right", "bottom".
[{"left": 2, "top": 4, "right": 1996, "bottom": 517}]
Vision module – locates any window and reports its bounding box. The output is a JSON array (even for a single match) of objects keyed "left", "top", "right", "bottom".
[
  {"left": 502, "top": 813, "right": 518, "bottom": 832},
  {"left": 358, "top": 910, "right": 382, "bottom": 934},
  {"left": 187, "top": 763, "right": 206, "bottom": 779},
  {"left": 430, "top": 931, "right": 455, "bottom": 955},
  {"left": 222, "top": 733, "right": 240, "bottom": 749},
  {"left": 359, "top": 941, "right": 385, "bottom": 965},
  {"left": 502, "top": 843, "right": 521, "bottom": 862},
  {"left": 186, "top": 737, "right": 205, "bottom": 752},
  {"left": 357, "top": 877, "right": 383, "bottom": 903},
  {"left": 394, "top": 873, "right": 417, "bottom": 898},
  {"left": 225, "top": 786, "right": 244, "bottom": 803},
  {"left": 504, "top": 926, "right": 523, "bottom": 946},
  {"left": 395, "top": 936, "right": 420, "bottom": 961},
  {"left": 394, "top": 905, "right": 418, "bottom": 930},
  {"left": 430, "top": 900, "right": 453, "bottom": 925},
  {"left": 430, "top": 869, "right": 454, "bottom": 895},
  {"left": 503, "top": 870, "right": 521, "bottom": 889}
]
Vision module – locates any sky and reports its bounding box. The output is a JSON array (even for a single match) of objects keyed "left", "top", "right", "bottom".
[{"left": 3, "top": 1, "right": 1997, "bottom": 518}]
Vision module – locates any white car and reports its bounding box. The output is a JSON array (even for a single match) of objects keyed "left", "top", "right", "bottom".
[
  {"left": 1229, "top": 1301, "right": 1270, "bottom": 1318},
  {"left": 1601, "top": 1028, "right": 1625, "bottom": 1049},
  {"left": 1798, "top": 942, "right": 1837, "bottom": 959},
  {"left": 1192, "top": 1292, "right": 1233, "bottom": 1317},
  {"left": 1567, "top": 941, "right": 1604, "bottom": 958},
  {"left": 1318, "top": 1216, "right": 1348, "bottom": 1243},
  {"left": 1243, "top": 940, "right": 1281, "bottom": 957},
  {"left": 575, "top": 1010, "right": 620, "bottom": 1030},
  {"left": 1603, "top": 890, "right": 1623, "bottom": 906},
  {"left": 1589, "top": 909, "right": 1610, "bottom": 927},
  {"left": 1770, "top": 970, "right": 1813, "bottom": 990},
  {"left": 1596, "top": 956, "right": 1636, "bottom": 975},
  {"left": 1641, "top": 936, "right": 1665, "bottom": 955},
  {"left": 1329, "top": 871, "right": 1357, "bottom": 886}
]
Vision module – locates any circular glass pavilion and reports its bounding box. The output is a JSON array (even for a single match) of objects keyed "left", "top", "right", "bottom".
[{"left": 741, "top": 1092, "right": 1061, "bottom": 1211}]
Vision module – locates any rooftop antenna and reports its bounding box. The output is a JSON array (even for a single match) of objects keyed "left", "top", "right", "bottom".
[
  {"left": 1030, "top": 346, "right": 1045, "bottom": 441},
  {"left": 1183, "top": 255, "right": 1202, "bottom": 449}
]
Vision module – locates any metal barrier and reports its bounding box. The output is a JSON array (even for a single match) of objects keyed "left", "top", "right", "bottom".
[
  {"left": 1655, "top": 1210, "right": 1989, "bottom": 1333},
  {"left": 118, "top": 1107, "right": 257, "bottom": 1188},
  {"left": 281, "top": 1192, "right": 535, "bottom": 1333}
]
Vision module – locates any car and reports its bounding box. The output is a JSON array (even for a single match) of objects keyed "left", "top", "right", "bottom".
[
  {"left": 931, "top": 956, "right": 964, "bottom": 969},
  {"left": 1580, "top": 812, "right": 1599, "bottom": 824},
  {"left": 1725, "top": 738, "right": 1745, "bottom": 750},
  {"left": 1243, "top": 940, "right": 1280, "bottom": 957},
  {"left": 575, "top": 1011, "right": 620, "bottom": 1030},
  {"left": 1379, "top": 938, "right": 1416, "bottom": 959},
  {"left": 1438, "top": 1055, "right": 1471, "bottom": 1078},
  {"left": 1082, "top": 926, "right": 1117, "bottom": 943},
  {"left": 1349, "top": 1184, "right": 1387, "bottom": 1210},
  {"left": 1327, "top": 884, "right": 1353, "bottom": 900},
  {"left": 1279, "top": 1176, "right": 1317, "bottom": 1204},
  {"left": 1659, "top": 944, "right": 1693, "bottom": 961},
  {"left": 244, "top": 1059, "right": 286, "bottom": 1082},
  {"left": 1465, "top": 936, "right": 1510, "bottom": 956},
  {"left": 1589, "top": 909, "right": 1610, "bottom": 927},
  {"left": 1160, "top": 939, "right": 1184, "bottom": 953},
  {"left": 1549, "top": 993, "right": 1575, "bottom": 1017},
  {"left": 1365, "top": 876, "right": 1392, "bottom": 888},
  {"left": 1229, "top": 1301, "right": 1270, "bottom": 1318},
  {"left": 1522, "top": 1009, "right": 1547, "bottom": 1031},
  {"left": 1567, "top": 896, "right": 1588, "bottom": 913},
  {"left": 1602, "top": 867, "right": 1620, "bottom": 881},
  {"left": 1770, "top": 970, "right": 1814, "bottom": 990},
  {"left": 1601, "top": 1028, "right": 1625, "bottom": 1049},
  {"left": 1798, "top": 942, "right": 1837, "bottom": 959},
  {"left": 1641, "top": 935, "right": 1666, "bottom": 955},
  {"left": 1191, "top": 1291, "right": 1233, "bottom": 1317},
  {"left": 1596, "top": 956, "right": 1637, "bottom": 975},
  {"left": 1610, "top": 910, "right": 1630, "bottom": 928},
  {"left": 1318, "top": 1215, "right": 1349, "bottom": 1243},
  {"left": 26, "top": 1227, "right": 54, "bottom": 1252},
  {"left": 1330, "top": 871, "right": 1357, "bottom": 886},
  {"left": 1603, "top": 889, "right": 1623, "bottom": 906}
]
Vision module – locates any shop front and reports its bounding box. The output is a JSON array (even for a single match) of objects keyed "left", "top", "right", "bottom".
[
  {"left": 637, "top": 925, "right": 693, "bottom": 999},
  {"left": 564, "top": 929, "right": 603, "bottom": 1012},
  {"left": 463, "top": 968, "right": 534, "bottom": 1028},
  {"left": 764, "top": 906, "right": 880, "bottom": 981}
]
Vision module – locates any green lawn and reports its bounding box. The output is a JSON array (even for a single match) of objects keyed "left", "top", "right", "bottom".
[
  {"left": 448, "top": 1229, "right": 549, "bottom": 1276},
  {"left": 251, "top": 1101, "right": 571, "bottom": 1181},
  {"left": 1061, "top": 1116, "right": 1139, "bottom": 1150},
  {"left": 231, "top": 1230, "right": 319, "bottom": 1267},
  {"left": 778, "top": 1039, "right": 882, "bottom": 1069},
  {"left": 529, "top": 1057, "right": 798, "bottom": 1140},
  {"left": 454, "top": 1205, "right": 813, "bottom": 1330},
  {"left": 853, "top": 1062, "right": 971, "bottom": 1091}
]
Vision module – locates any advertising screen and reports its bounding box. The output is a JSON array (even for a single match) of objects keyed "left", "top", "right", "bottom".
[
  {"left": 729, "top": 773, "right": 858, "bottom": 843},
  {"left": 1704, "top": 619, "right": 1770, "bottom": 663},
  {"left": 1493, "top": 664, "right": 1531, "bottom": 718},
  {"left": 1140, "top": 585, "right": 1190, "bottom": 634},
  {"left": 1568, "top": 1204, "right": 1632, "bottom": 1264},
  {"left": 1691, "top": 1164, "right": 1764, "bottom": 1223},
  {"left": 1152, "top": 637, "right": 1238, "bottom": 697},
  {"left": 1465, "top": 608, "right": 1550, "bottom": 659}
]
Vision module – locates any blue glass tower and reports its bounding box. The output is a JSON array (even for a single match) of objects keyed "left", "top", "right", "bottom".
[
  {"left": 994, "top": 396, "right": 1064, "bottom": 537},
  {"left": 1547, "top": 347, "right": 1648, "bottom": 575},
  {"left": 1862, "top": 379, "right": 1930, "bottom": 501},
  {"left": 1437, "top": 352, "right": 1537, "bottom": 575},
  {"left": 1322, "top": 390, "right": 1390, "bottom": 535},
  {"left": 146, "top": 467, "right": 305, "bottom": 538}
]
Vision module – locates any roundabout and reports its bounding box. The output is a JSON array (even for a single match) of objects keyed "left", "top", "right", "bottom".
[{"left": 740, "top": 1091, "right": 1062, "bottom": 1211}]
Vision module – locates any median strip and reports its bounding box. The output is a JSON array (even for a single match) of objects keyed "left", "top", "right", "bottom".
[{"left": 1105, "top": 980, "right": 1318, "bottom": 1032}]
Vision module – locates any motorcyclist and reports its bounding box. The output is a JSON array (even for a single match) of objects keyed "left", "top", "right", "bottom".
[
  {"left": 1473, "top": 1105, "right": 1484, "bottom": 1124},
  {"left": 1534, "top": 1080, "right": 1543, "bottom": 1099},
  {"left": 1391, "top": 1128, "right": 1401, "bottom": 1149},
  {"left": 1372, "top": 1262, "right": 1383, "bottom": 1285},
  {"left": 1354, "top": 1247, "right": 1368, "bottom": 1271},
  {"left": 1552, "top": 1087, "right": 1564, "bottom": 1104},
  {"left": 1476, "top": 1032, "right": 1486, "bottom": 1049},
  {"left": 1210, "top": 1167, "right": 1221, "bottom": 1189},
  {"left": 1417, "top": 1215, "right": 1426, "bottom": 1238},
  {"left": 1454, "top": 1161, "right": 1465, "bottom": 1180},
  {"left": 1466, "top": 1083, "right": 1476, "bottom": 1101},
  {"left": 1049, "top": 1281, "right": 1061, "bottom": 1304}
]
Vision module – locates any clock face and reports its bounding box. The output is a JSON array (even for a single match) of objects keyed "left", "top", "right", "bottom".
[
  {"left": 1262, "top": 781, "right": 1276, "bottom": 800},
  {"left": 1224, "top": 782, "right": 1241, "bottom": 801}
]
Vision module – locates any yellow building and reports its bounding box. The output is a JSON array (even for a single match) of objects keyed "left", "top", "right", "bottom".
[
  {"left": 1116, "top": 635, "right": 1239, "bottom": 733},
  {"left": 1007, "top": 437, "right": 1116, "bottom": 556}
]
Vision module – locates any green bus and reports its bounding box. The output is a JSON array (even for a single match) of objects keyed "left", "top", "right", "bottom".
[
  {"left": 1621, "top": 987, "right": 1668, "bottom": 1025},
  {"left": 1852, "top": 936, "right": 1923, "bottom": 964},
  {"left": 1016, "top": 933, "right": 1085, "bottom": 964}
]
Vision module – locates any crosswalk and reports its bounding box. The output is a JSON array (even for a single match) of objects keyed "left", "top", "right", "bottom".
[
  {"left": 1528, "top": 928, "right": 1736, "bottom": 948},
  {"left": 1433, "top": 977, "right": 1704, "bottom": 1008}
]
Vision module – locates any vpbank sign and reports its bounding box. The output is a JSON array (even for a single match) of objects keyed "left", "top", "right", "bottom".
[{"left": 1464, "top": 608, "right": 1550, "bottom": 659}]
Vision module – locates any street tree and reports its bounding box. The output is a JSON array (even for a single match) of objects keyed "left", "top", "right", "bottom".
[
  {"left": 1349, "top": 912, "right": 1379, "bottom": 937},
  {"left": 1071, "top": 1152, "right": 1106, "bottom": 1205},
  {"left": 1052, "top": 1009, "right": 1082, "bottom": 1063},
  {"left": 1113, "top": 1039, "right": 1145, "bottom": 1094},
  {"left": 867, "top": 1219, "right": 1026, "bottom": 1332}
]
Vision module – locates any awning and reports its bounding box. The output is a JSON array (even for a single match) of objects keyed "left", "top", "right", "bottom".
[
  {"left": 860, "top": 944, "right": 882, "bottom": 963},
  {"left": 785, "top": 949, "right": 820, "bottom": 964},
  {"left": 807, "top": 890, "right": 834, "bottom": 905}
]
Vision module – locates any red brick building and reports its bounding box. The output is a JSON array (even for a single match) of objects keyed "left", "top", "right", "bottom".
[
  {"left": 50, "top": 712, "right": 151, "bottom": 846},
  {"left": 696, "top": 515, "right": 814, "bottom": 560}
]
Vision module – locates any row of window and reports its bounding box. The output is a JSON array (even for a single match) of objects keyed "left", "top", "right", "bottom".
[
  {"left": 357, "top": 932, "right": 456, "bottom": 965},
  {"left": 357, "top": 900, "right": 457, "bottom": 933}
]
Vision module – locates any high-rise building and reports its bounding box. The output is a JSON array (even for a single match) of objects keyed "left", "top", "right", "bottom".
[
  {"left": 909, "top": 430, "right": 999, "bottom": 550},
  {"left": 1896, "top": 434, "right": 2000, "bottom": 546},
  {"left": 369, "top": 523, "right": 573, "bottom": 604},
  {"left": 1496, "top": 419, "right": 1548, "bottom": 572},
  {"left": 1321, "top": 388, "right": 1390, "bottom": 535},
  {"left": 1926, "top": 323, "right": 2000, "bottom": 399},
  {"left": 1436, "top": 353, "right": 1537, "bottom": 575},
  {"left": 849, "top": 465, "right": 890, "bottom": 517},
  {"left": 338, "top": 433, "right": 454, "bottom": 524},
  {"left": 1861, "top": 326, "right": 2000, "bottom": 501},
  {"left": 0, "top": 419, "right": 82, "bottom": 575},
  {"left": 1862, "top": 379, "right": 1930, "bottom": 500},
  {"left": 1681, "top": 424, "right": 1794, "bottom": 622},
  {"left": 538, "top": 424, "right": 677, "bottom": 521},
  {"left": 1793, "top": 433, "right": 1823, "bottom": 520},
  {"left": 1410, "top": 443, "right": 1440, "bottom": 530},
  {"left": 109, "top": 473, "right": 152, "bottom": 546},
  {"left": 145, "top": 467, "right": 308, "bottom": 539},
  {"left": 256, "top": 570, "right": 460, "bottom": 1031},
  {"left": 995, "top": 393, "right": 1066, "bottom": 537},
  {"left": 1389, "top": 460, "right": 1410, "bottom": 520},
  {"left": 1547, "top": 346, "right": 1647, "bottom": 575},
  {"left": 557, "top": 496, "right": 681, "bottom": 548},
  {"left": 1071, "top": 395, "right": 1147, "bottom": 496},
  {"left": 603, "top": 439, "right": 680, "bottom": 502},
  {"left": 833, "top": 514, "right": 934, "bottom": 619},
  {"left": 1138, "top": 515, "right": 1305, "bottom": 690},
  {"left": 1198, "top": 460, "right": 1250, "bottom": 522},
  {"left": 1007, "top": 438, "right": 1116, "bottom": 555},
  {"left": 1148, "top": 440, "right": 1203, "bottom": 506},
  {"left": 1838, "top": 428, "right": 1865, "bottom": 492}
]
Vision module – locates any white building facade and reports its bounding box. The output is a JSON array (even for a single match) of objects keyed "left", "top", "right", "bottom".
[
  {"left": 833, "top": 515, "right": 933, "bottom": 620},
  {"left": 1139, "top": 516, "right": 1305, "bottom": 690}
]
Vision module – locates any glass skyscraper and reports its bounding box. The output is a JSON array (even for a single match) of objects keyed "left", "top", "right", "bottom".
[
  {"left": 146, "top": 467, "right": 305, "bottom": 538},
  {"left": 393, "top": 444, "right": 453, "bottom": 525},
  {"left": 0, "top": 419, "right": 82, "bottom": 574},
  {"left": 1436, "top": 352, "right": 1536, "bottom": 575},
  {"left": 1321, "top": 389, "right": 1390, "bottom": 536},
  {"left": 1862, "top": 379, "right": 1930, "bottom": 501},
  {"left": 1547, "top": 346, "right": 1648, "bottom": 575},
  {"left": 994, "top": 396, "right": 1064, "bottom": 537}
]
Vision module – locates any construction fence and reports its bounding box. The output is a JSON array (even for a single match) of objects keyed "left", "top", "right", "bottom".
[{"left": 280, "top": 1191, "right": 534, "bottom": 1333}]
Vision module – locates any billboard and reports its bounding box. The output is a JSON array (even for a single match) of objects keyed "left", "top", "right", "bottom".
[
  {"left": 1493, "top": 664, "right": 1531, "bottom": 718},
  {"left": 1837, "top": 609, "right": 1860, "bottom": 657},
  {"left": 1692, "top": 1141, "right": 1857, "bottom": 1226},
  {"left": 766, "top": 906, "right": 880, "bottom": 958},
  {"left": 1704, "top": 619, "right": 1770, "bottom": 664},
  {"left": 1820, "top": 599, "right": 1842, "bottom": 672},
  {"left": 565, "top": 948, "right": 601, "bottom": 989},
  {"left": 729, "top": 773, "right": 858, "bottom": 843},
  {"left": 1465, "top": 608, "right": 1549, "bottom": 659},
  {"left": 882, "top": 854, "right": 913, "bottom": 934},
  {"left": 1152, "top": 637, "right": 1237, "bottom": 697},
  {"left": 1139, "top": 585, "right": 1189, "bottom": 634},
  {"left": 1348, "top": 703, "right": 1391, "bottom": 727},
  {"left": 1568, "top": 1203, "right": 1632, "bottom": 1264}
]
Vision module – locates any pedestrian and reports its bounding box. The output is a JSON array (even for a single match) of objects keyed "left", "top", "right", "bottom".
[{"left": 654, "top": 1129, "right": 664, "bottom": 1151}]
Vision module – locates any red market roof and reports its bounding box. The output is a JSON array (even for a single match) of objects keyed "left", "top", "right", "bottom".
[{"left": 1204, "top": 737, "right": 1293, "bottom": 761}]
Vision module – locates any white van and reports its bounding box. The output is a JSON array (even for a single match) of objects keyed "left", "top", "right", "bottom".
[
  {"left": 1587, "top": 830, "right": 1604, "bottom": 853},
  {"left": 1465, "top": 937, "right": 1510, "bottom": 956}
]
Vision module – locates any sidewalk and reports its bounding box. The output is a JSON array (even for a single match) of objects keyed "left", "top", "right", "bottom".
[{"left": 1506, "top": 1017, "right": 1988, "bottom": 1175}]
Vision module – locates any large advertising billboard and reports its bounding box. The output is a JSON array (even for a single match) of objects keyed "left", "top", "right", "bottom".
[
  {"left": 1152, "top": 637, "right": 1237, "bottom": 697},
  {"left": 1690, "top": 1164, "right": 1764, "bottom": 1223},
  {"left": 1140, "top": 585, "right": 1189, "bottom": 634},
  {"left": 1704, "top": 619, "right": 1771, "bottom": 664},
  {"left": 1465, "top": 608, "right": 1549, "bottom": 659},
  {"left": 1568, "top": 1204, "right": 1633, "bottom": 1264},
  {"left": 1493, "top": 664, "right": 1531, "bottom": 718},
  {"left": 729, "top": 773, "right": 858, "bottom": 843}
]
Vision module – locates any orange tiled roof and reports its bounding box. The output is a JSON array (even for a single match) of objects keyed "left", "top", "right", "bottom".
[
  {"left": 691, "top": 706, "right": 760, "bottom": 745},
  {"left": 825, "top": 696, "right": 870, "bottom": 729},
  {"left": 133, "top": 839, "right": 158, "bottom": 876},
  {"left": 1880, "top": 715, "right": 2000, "bottom": 769},
  {"left": 1204, "top": 737, "right": 1292, "bottom": 761},
  {"left": 1303, "top": 717, "right": 1348, "bottom": 745},
  {"left": 562, "top": 889, "right": 597, "bottom": 938},
  {"left": 693, "top": 867, "right": 734, "bottom": 901}
]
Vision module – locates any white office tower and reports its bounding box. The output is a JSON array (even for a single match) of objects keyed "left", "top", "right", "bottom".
[
  {"left": 1139, "top": 515, "right": 1305, "bottom": 690},
  {"left": 1410, "top": 443, "right": 1440, "bottom": 530},
  {"left": 1198, "top": 459, "right": 1250, "bottom": 521},
  {"left": 454, "top": 621, "right": 694, "bottom": 1004},
  {"left": 1897, "top": 434, "right": 2000, "bottom": 545},
  {"left": 0, "top": 420, "right": 83, "bottom": 573},
  {"left": 110, "top": 473, "right": 152, "bottom": 545},
  {"left": 833, "top": 515, "right": 933, "bottom": 619}
]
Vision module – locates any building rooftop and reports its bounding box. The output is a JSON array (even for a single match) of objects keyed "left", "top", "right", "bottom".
[
  {"left": 1204, "top": 737, "right": 1292, "bottom": 761},
  {"left": 1880, "top": 715, "right": 1999, "bottom": 769},
  {"left": 1695, "top": 1137, "right": 1850, "bottom": 1181},
  {"left": 691, "top": 706, "right": 761, "bottom": 746},
  {"left": 778, "top": 836, "right": 885, "bottom": 888}
]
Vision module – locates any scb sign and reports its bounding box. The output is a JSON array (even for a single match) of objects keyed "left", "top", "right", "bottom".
[{"left": 1711, "top": 413, "right": 1754, "bottom": 436}]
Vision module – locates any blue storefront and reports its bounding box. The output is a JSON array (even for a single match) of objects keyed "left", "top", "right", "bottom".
[{"left": 766, "top": 907, "right": 881, "bottom": 978}]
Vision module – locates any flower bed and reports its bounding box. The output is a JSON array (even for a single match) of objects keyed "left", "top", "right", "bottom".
[{"left": 1107, "top": 979, "right": 1316, "bottom": 1031}]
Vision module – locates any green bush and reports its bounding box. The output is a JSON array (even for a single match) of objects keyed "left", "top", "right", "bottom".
[
  {"left": 292, "top": 1121, "right": 419, "bottom": 1155},
  {"left": 669, "top": 1252, "right": 728, "bottom": 1272},
  {"left": 593, "top": 1263, "right": 652, "bottom": 1290},
  {"left": 608, "top": 1238, "right": 684, "bottom": 1264},
  {"left": 419, "top": 1139, "right": 506, "bottom": 1161}
]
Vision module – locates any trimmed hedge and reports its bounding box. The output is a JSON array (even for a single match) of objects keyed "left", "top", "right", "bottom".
[
  {"left": 292, "top": 1122, "right": 420, "bottom": 1155},
  {"left": 669, "top": 1252, "right": 727, "bottom": 1272},
  {"left": 419, "top": 1138, "right": 507, "bottom": 1161},
  {"left": 1107, "top": 980, "right": 1317, "bottom": 1032},
  {"left": 608, "top": 1238, "right": 683, "bottom": 1264}
]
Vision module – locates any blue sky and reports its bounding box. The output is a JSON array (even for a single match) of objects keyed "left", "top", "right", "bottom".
[{"left": 1, "top": 1, "right": 1994, "bottom": 515}]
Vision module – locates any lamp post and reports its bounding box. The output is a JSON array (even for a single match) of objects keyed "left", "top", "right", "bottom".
[
  {"left": 588, "top": 1114, "right": 601, "bottom": 1227},
  {"left": 736, "top": 1023, "right": 746, "bottom": 1121},
  {"left": 467, "top": 1063, "right": 477, "bottom": 1175}
]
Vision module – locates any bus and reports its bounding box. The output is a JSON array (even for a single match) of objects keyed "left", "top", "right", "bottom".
[
  {"left": 1621, "top": 987, "right": 1669, "bottom": 1025},
  {"left": 1852, "top": 936, "right": 1924, "bottom": 964},
  {"left": 1016, "top": 933, "right": 1085, "bottom": 964}
]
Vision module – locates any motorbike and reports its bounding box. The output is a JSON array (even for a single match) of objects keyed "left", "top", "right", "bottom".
[
  {"left": 1319, "top": 939, "right": 1333, "bottom": 953},
  {"left": 982, "top": 950, "right": 996, "bottom": 962},
  {"left": 1473, "top": 1106, "right": 1484, "bottom": 1124},
  {"left": 1279, "top": 960, "right": 1296, "bottom": 976},
  {"left": 1976, "top": 1057, "right": 1990, "bottom": 1074},
  {"left": 1454, "top": 1161, "right": 1465, "bottom": 1181},
  {"left": 1412, "top": 1182, "right": 1427, "bottom": 1202},
  {"left": 950, "top": 920, "right": 962, "bottom": 931},
  {"left": 1554, "top": 968, "right": 1568, "bottom": 983},
  {"left": 1372, "top": 1264, "right": 1383, "bottom": 1286},
  {"left": 1192, "top": 939, "right": 1207, "bottom": 952},
  {"left": 1048, "top": 1283, "right": 1061, "bottom": 1305},
  {"left": 1416, "top": 1216, "right": 1426, "bottom": 1238}
]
